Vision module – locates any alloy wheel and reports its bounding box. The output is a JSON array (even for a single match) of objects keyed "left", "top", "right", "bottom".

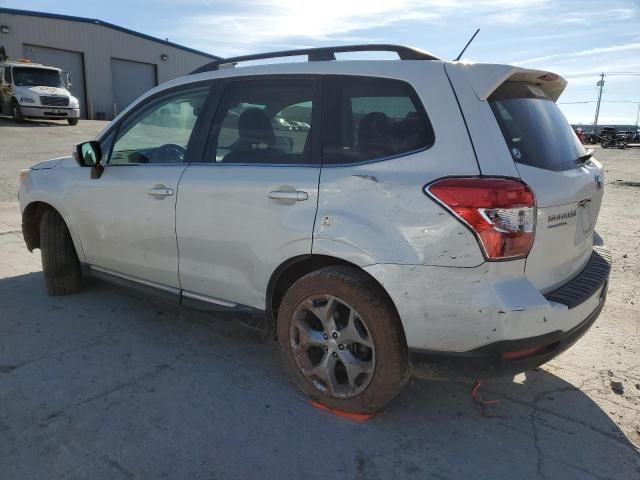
[{"left": 289, "top": 294, "right": 375, "bottom": 398}]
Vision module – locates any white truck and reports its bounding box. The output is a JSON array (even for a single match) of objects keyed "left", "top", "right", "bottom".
[{"left": 0, "top": 59, "right": 80, "bottom": 125}]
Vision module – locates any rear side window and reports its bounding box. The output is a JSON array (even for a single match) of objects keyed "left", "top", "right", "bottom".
[
  {"left": 489, "top": 82, "right": 586, "bottom": 171},
  {"left": 323, "top": 76, "right": 434, "bottom": 164}
]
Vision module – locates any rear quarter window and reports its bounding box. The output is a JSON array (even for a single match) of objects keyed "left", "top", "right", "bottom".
[
  {"left": 322, "top": 76, "right": 434, "bottom": 164},
  {"left": 489, "top": 82, "right": 586, "bottom": 172}
]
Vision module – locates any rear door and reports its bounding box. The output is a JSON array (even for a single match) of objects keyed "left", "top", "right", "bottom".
[
  {"left": 488, "top": 82, "right": 603, "bottom": 292},
  {"left": 176, "top": 76, "right": 321, "bottom": 309}
]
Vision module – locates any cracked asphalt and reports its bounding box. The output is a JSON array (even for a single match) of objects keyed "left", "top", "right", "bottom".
[{"left": 0, "top": 118, "right": 639, "bottom": 479}]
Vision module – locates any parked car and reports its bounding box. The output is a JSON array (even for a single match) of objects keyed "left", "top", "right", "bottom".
[
  {"left": 18, "top": 45, "right": 610, "bottom": 413},
  {"left": 289, "top": 120, "right": 311, "bottom": 131},
  {"left": 600, "top": 126, "right": 627, "bottom": 149},
  {"left": 0, "top": 58, "right": 80, "bottom": 125},
  {"left": 618, "top": 128, "right": 640, "bottom": 144},
  {"left": 273, "top": 115, "right": 295, "bottom": 131}
]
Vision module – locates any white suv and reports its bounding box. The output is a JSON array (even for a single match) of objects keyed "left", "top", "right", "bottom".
[{"left": 18, "top": 45, "right": 611, "bottom": 413}]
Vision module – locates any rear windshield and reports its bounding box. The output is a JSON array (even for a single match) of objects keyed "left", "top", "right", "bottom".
[{"left": 489, "top": 82, "right": 586, "bottom": 171}]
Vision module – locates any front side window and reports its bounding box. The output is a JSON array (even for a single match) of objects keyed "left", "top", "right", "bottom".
[
  {"left": 13, "top": 67, "right": 62, "bottom": 87},
  {"left": 109, "top": 86, "right": 209, "bottom": 165},
  {"left": 3, "top": 67, "right": 11, "bottom": 84},
  {"left": 210, "top": 78, "right": 315, "bottom": 164},
  {"left": 323, "top": 76, "right": 434, "bottom": 164}
]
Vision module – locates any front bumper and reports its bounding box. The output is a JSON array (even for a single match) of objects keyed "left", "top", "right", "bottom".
[{"left": 21, "top": 105, "right": 80, "bottom": 120}]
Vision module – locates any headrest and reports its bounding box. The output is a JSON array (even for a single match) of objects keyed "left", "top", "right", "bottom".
[
  {"left": 358, "top": 112, "right": 390, "bottom": 147},
  {"left": 238, "top": 108, "right": 274, "bottom": 145}
]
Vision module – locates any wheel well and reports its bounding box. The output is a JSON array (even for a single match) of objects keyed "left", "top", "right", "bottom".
[
  {"left": 266, "top": 254, "right": 402, "bottom": 337},
  {"left": 22, "top": 201, "right": 55, "bottom": 251}
]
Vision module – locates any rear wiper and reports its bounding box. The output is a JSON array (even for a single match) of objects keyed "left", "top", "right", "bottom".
[{"left": 576, "top": 151, "right": 593, "bottom": 164}]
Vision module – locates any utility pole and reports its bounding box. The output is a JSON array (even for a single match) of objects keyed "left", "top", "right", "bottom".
[
  {"left": 593, "top": 73, "right": 605, "bottom": 133},
  {"left": 636, "top": 102, "right": 639, "bottom": 130}
]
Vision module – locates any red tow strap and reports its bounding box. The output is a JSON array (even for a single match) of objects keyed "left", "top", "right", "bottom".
[
  {"left": 471, "top": 380, "right": 500, "bottom": 405},
  {"left": 308, "top": 381, "right": 497, "bottom": 419},
  {"left": 310, "top": 401, "right": 374, "bottom": 421}
]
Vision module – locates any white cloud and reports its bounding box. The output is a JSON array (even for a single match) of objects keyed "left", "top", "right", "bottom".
[
  {"left": 514, "top": 42, "right": 640, "bottom": 67},
  {"left": 174, "top": 0, "right": 551, "bottom": 56}
]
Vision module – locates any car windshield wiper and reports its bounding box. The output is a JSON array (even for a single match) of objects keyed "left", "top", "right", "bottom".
[{"left": 576, "top": 151, "right": 593, "bottom": 164}]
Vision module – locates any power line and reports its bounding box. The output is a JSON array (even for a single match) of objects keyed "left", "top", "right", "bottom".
[
  {"left": 564, "top": 71, "right": 640, "bottom": 77},
  {"left": 559, "top": 100, "right": 640, "bottom": 104}
]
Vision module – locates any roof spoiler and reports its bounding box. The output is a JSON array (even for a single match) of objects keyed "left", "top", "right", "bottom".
[{"left": 449, "top": 62, "right": 568, "bottom": 102}]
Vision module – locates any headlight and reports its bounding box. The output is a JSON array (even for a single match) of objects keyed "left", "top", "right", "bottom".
[
  {"left": 70, "top": 97, "right": 79, "bottom": 108},
  {"left": 19, "top": 97, "right": 35, "bottom": 104}
]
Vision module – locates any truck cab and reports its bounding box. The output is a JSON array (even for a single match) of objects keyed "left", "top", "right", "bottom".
[{"left": 0, "top": 59, "right": 80, "bottom": 125}]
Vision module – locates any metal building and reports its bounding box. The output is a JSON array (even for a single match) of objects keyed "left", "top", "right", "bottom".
[{"left": 0, "top": 7, "right": 219, "bottom": 119}]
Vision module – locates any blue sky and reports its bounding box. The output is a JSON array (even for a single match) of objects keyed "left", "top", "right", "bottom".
[{"left": 4, "top": 0, "right": 639, "bottom": 125}]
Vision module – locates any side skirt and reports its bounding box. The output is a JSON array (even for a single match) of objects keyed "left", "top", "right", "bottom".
[{"left": 86, "top": 264, "right": 264, "bottom": 317}]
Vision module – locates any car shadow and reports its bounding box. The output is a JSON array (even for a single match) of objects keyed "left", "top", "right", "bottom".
[
  {"left": 0, "top": 116, "right": 70, "bottom": 127},
  {"left": 0, "top": 272, "right": 638, "bottom": 479}
]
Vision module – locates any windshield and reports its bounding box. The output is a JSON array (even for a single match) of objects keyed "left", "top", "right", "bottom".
[
  {"left": 489, "top": 82, "right": 585, "bottom": 171},
  {"left": 13, "top": 67, "right": 63, "bottom": 88}
]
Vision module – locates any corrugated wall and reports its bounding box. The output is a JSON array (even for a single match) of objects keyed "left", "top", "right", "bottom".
[{"left": 0, "top": 12, "right": 215, "bottom": 119}]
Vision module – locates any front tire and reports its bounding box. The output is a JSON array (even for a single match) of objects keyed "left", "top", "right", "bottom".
[
  {"left": 277, "top": 266, "right": 408, "bottom": 414},
  {"left": 11, "top": 100, "right": 25, "bottom": 123},
  {"left": 40, "top": 209, "right": 84, "bottom": 296},
  {"left": 67, "top": 118, "right": 78, "bottom": 126}
]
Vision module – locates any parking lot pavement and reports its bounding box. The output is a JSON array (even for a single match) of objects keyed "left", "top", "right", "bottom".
[
  {"left": 1, "top": 123, "right": 639, "bottom": 479},
  {"left": 0, "top": 117, "right": 106, "bottom": 202}
]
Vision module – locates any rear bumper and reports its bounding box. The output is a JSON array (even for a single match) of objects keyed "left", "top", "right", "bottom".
[
  {"left": 410, "top": 285, "right": 607, "bottom": 379},
  {"left": 365, "top": 244, "right": 611, "bottom": 374},
  {"left": 21, "top": 105, "right": 79, "bottom": 119}
]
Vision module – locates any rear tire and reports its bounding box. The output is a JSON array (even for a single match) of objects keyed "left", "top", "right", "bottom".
[
  {"left": 277, "top": 266, "right": 409, "bottom": 414},
  {"left": 68, "top": 118, "right": 78, "bottom": 126},
  {"left": 40, "top": 209, "right": 84, "bottom": 296},
  {"left": 11, "top": 100, "right": 25, "bottom": 123}
]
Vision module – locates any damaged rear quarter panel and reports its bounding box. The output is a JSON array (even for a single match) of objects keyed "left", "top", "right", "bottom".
[{"left": 313, "top": 165, "right": 484, "bottom": 267}]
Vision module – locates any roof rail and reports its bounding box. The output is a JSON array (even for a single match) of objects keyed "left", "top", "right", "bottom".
[{"left": 190, "top": 44, "right": 439, "bottom": 74}]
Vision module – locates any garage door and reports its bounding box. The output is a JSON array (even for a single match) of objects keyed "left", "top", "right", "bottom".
[
  {"left": 111, "top": 58, "right": 156, "bottom": 117},
  {"left": 23, "top": 44, "right": 87, "bottom": 119}
]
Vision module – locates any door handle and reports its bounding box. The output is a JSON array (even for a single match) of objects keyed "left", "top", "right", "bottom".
[
  {"left": 147, "top": 186, "right": 174, "bottom": 197},
  {"left": 268, "top": 190, "right": 309, "bottom": 201}
]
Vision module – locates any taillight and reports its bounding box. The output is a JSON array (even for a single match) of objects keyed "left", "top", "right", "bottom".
[{"left": 426, "top": 177, "right": 536, "bottom": 260}]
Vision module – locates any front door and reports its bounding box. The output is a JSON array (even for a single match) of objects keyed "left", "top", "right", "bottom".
[
  {"left": 72, "top": 84, "right": 211, "bottom": 288},
  {"left": 0, "top": 66, "right": 12, "bottom": 114},
  {"left": 176, "top": 77, "right": 321, "bottom": 309}
]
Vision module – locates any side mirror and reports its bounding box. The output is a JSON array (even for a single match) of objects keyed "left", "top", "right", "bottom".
[
  {"left": 62, "top": 71, "right": 72, "bottom": 89},
  {"left": 75, "top": 141, "right": 104, "bottom": 179}
]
